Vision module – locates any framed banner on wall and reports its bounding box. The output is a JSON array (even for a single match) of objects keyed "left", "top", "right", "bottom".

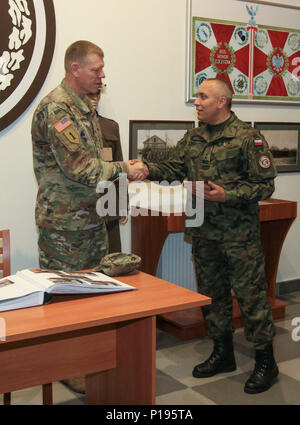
[
  {"left": 186, "top": 0, "right": 300, "bottom": 105},
  {"left": 237, "top": 1, "right": 300, "bottom": 9}
]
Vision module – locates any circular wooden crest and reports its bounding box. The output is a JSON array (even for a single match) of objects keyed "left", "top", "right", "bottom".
[{"left": 0, "top": 0, "right": 56, "bottom": 131}]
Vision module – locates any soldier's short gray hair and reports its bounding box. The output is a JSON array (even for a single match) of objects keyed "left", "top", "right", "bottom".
[
  {"left": 64, "top": 40, "right": 104, "bottom": 72},
  {"left": 205, "top": 78, "right": 233, "bottom": 110}
]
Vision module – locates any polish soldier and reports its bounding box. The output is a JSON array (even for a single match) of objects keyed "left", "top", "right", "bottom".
[{"left": 140, "top": 78, "right": 278, "bottom": 394}]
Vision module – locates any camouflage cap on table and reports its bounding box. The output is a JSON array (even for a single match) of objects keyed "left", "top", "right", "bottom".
[{"left": 94, "top": 252, "right": 141, "bottom": 276}]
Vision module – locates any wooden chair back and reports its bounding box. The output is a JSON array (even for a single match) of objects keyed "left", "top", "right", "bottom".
[
  {"left": 0, "top": 230, "right": 11, "bottom": 404},
  {"left": 0, "top": 230, "right": 53, "bottom": 405}
]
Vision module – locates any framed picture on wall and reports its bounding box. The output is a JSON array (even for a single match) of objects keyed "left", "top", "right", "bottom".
[
  {"left": 254, "top": 122, "right": 300, "bottom": 172},
  {"left": 186, "top": 0, "right": 300, "bottom": 105},
  {"left": 129, "top": 120, "right": 195, "bottom": 163}
]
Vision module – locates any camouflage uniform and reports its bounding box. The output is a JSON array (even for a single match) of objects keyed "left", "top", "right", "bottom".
[
  {"left": 94, "top": 252, "right": 141, "bottom": 276},
  {"left": 147, "top": 112, "right": 277, "bottom": 349},
  {"left": 31, "top": 79, "right": 128, "bottom": 271}
]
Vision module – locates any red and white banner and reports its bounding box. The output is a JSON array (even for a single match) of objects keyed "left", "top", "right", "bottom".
[{"left": 193, "top": 16, "right": 300, "bottom": 102}]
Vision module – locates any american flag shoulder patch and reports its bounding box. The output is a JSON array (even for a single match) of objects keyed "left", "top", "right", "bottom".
[{"left": 54, "top": 116, "right": 72, "bottom": 133}]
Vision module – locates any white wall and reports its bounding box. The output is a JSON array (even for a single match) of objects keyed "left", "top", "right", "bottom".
[{"left": 0, "top": 0, "right": 300, "bottom": 285}]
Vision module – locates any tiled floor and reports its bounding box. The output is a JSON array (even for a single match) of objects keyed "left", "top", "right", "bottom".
[{"left": 1, "top": 291, "right": 300, "bottom": 405}]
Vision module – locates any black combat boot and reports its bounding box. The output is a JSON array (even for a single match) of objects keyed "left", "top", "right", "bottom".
[
  {"left": 192, "top": 333, "right": 236, "bottom": 378},
  {"left": 244, "top": 343, "right": 279, "bottom": 394}
]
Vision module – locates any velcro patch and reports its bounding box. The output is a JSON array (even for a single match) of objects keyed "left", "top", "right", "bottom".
[
  {"left": 54, "top": 116, "right": 72, "bottom": 133},
  {"left": 65, "top": 128, "right": 80, "bottom": 144},
  {"left": 100, "top": 147, "right": 113, "bottom": 162},
  {"left": 259, "top": 155, "right": 271, "bottom": 169}
]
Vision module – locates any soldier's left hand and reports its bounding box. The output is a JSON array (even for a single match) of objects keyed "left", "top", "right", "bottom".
[{"left": 204, "top": 181, "right": 226, "bottom": 203}]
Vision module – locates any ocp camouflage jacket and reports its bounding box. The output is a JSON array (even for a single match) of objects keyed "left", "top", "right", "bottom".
[{"left": 31, "top": 80, "right": 126, "bottom": 231}]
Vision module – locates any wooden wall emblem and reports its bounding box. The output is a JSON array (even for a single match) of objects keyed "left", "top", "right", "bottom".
[{"left": 0, "top": 0, "right": 56, "bottom": 131}]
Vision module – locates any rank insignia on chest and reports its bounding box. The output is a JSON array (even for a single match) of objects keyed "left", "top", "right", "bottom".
[
  {"left": 254, "top": 139, "right": 263, "bottom": 147},
  {"left": 100, "top": 147, "right": 113, "bottom": 162},
  {"left": 54, "top": 116, "right": 72, "bottom": 133}
]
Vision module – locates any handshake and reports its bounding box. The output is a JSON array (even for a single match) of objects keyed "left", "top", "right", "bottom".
[{"left": 126, "top": 159, "right": 149, "bottom": 181}]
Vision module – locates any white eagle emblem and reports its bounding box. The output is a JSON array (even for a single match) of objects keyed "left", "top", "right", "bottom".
[{"left": 272, "top": 54, "right": 284, "bottom": 73}]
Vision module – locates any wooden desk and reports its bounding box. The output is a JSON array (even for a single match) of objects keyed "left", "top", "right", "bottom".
[
  {"left": 0, "top": 271, "right": 210, "bottom": 405},
  {"left": 131, "top": 198, "right": 297, "bottom": 340}
]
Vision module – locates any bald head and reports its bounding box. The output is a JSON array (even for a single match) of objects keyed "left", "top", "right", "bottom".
[
  {"left": 194, "top": 78, "right": 233, "bottom": 124},
  {"left": 202, "top": 78, "right": 233, "bottom": 110}
]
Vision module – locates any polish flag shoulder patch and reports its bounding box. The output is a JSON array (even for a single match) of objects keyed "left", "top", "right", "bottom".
[{"left": 254, "top": 139, "right": 263, "bottom": 147}]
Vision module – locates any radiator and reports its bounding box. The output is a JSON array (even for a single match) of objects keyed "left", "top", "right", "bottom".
[{"left": 156, "top": 233, "right": 198, "bottom": 292}]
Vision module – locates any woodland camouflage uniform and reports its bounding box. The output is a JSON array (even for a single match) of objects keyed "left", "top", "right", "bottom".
[
  {"left": 146, "top": 112, "right": 277, "bottom": 349},
  {"left": 32, "top": 79, "right": 128, "bottom": 271}
]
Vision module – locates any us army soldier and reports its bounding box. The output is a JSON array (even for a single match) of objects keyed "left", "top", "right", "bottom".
[
  {"left": 31, "top": 40, "right": 145, "bottom": 272},
  {"left": 31, "top": 40, "right": 146, "bottom": 395}
]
